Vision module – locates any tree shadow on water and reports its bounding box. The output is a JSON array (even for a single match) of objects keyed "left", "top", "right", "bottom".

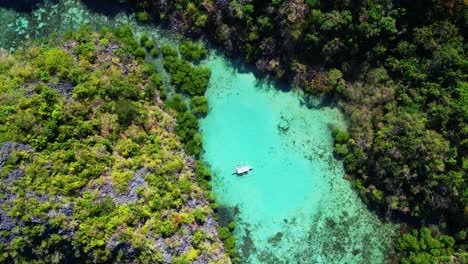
[
  {"left": 0, "top": 0, "right": 50, "bottom": 12},
  {"left": 0, "top": 0, "right": 132, "bottom": 16},
  {"left": 216, "top": 205, "right": 239, "bottom": 226},
  {"left": 205, "top": 45, "right": 293, "bottom": 94},
  {"left": 228, "top": 56, "right": 293, "bottom": 93},
  {"left": 80, "top": 0, "right": 134, "bottom": 17}
]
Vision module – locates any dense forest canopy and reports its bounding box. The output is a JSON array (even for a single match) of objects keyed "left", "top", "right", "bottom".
[
  {"left": 0, "top": 26, "right": 236, "bottom": 263},
  {"left": 118, "top": 0, "right": 467, "bottom": 262},
  {"left": 0, "top": 0, "right": 465, "bottom": 262}
]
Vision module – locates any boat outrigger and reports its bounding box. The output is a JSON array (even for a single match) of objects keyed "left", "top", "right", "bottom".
[{"left": 233, "top": 162, "right": 253, "bottom": 175}]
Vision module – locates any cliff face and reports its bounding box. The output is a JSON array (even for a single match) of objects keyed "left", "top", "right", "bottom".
[{"left": 0, "top": 27, "right": 230, "bottom": 263}]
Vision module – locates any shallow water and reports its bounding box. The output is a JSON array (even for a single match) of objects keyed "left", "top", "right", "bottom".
[
  {"left": 200, "top": 56, "right": 397, "bottom": 263},
  {"left": 0, "top": 1, "right": 397, "bottom": 263}
]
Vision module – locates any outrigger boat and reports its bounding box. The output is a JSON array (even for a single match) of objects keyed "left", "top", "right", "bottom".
[{"left": 233, "top": 162, "right": 253, "bottom": 175}]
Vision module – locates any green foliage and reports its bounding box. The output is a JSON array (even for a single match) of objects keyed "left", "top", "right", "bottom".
[
  {"left": 99, "top": 37, "right": 109, "bottom": 47},
  {"left": 161, "top": 44, "right": 211, "bottom": 99},
  {"left": 159, "top": 220, "right": 175, "bottom": 237},
  {"left": 116, "top": 138, "right": 141, "bottom": 158},
  {"left": 0, "top": 27, "right": 226, "bottom": 263},
  {"left": 6, "top": 0, "right": 468, "bottom": 258},
  {"left": 328, "top": 69, "right": 344, "bottom": 90},
  {"left": 113, "top": 25, "right": 142, "bottom": 58},
  {"left": 190, "top": 96, "right": 208, "bottom": 117},
  {"left": 334, "top": 144, "right": 348, "bottom": 156},
  {"left": 90, "top": 196, "right": 116, "bottom": 217},
  {"left": 243, "top": 4, "right": 254, "bottom": 14},
  {"left": 74, "top": 42, "right": 96, "bottom": 61},
  {"left": 331, "top": 128, "right": 349, "bottom": 144},
  {"left": 163, "top": 55, "right": 211, "bottom": 96},
  {"left": 124, "top": 0, "right": 468, "bottom": 258},
  {"left": 36, "top": 48, "right": 75, "bottom": 81},
  {"left": 179, "top": 41, "right": 208, "bottom": 62},
  {"left": 396, "top": 227, "right": 457, "bottom": 264},
  {"left": 193, "top": 207, "right": 206, "bottom": 222},
  {"left": 114, "top": 99, "right": 140, "bottom": 126},
  {"left": 191, "top": 230, "right": 206, "bottom": 247},
  {"left": 257, "top": 16, "right": 273, "bottom": 33},
  {"left": 332, "top": 128, "right": 350, "bottom": 156},
  {"left": 165, "top": 93, "right": 188, "bottom": 113},
  {"left": 186, "top": 247, "right": 200, "bottom": 261},
  {"left": 144, "top": 40, "right": 155, "bottom": 50},
  {"left": 271, "top": 0, "right": 281, "bottom": 5},
  {"left": 136, "top": 12, "right": 151, "bottom": 23},
  {"left": 134, "top": 47, "right": 146, "bottom": 58},
  {"left": 150, "top": 47, "right": 159, "bottom": 57},
  {"left": 139, "top": 34, "right": 149, "bottom": 46},
  {"left": 175, "top": 111, "right": 201, "bottom": 156},
  {"left": 194, "top": 161, "right": 211, "bottom": 190},
  {"left": 149, "top": 73, "right": 165, "bottom": 99},
  {"left": 217, "top": 226, "right": 237, "bottom": 258},
  {"left": 161, "top": 44, "right": 178, "bottom": 57}
]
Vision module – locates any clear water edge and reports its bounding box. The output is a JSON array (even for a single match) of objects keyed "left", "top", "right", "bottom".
[
  {"left": 0, "top": 1, "right": 398, "bottom": 263},
  {"left": 200, "top": 55, "right": 397, "bottom": 263}
]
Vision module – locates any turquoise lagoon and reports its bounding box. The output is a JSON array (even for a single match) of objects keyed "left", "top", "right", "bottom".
[
  {"left": 201, "top": 56, "right": 396, "bottom": 263},
  {"left": 0, "top": 1, "right": 397, "bottom": 263}
]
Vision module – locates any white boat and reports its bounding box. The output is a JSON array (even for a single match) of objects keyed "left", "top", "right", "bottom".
[{"left": 234, "top": 162, "right": 252, "bottom": 175}]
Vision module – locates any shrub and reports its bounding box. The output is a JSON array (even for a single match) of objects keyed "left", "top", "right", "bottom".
[
  {"left": 136, "top": 12, "right": 151, "bottom": 23},
  {"left": 193, "top": 208, "right": 205, "bottom": 222},
  {"left": 217, "top": 226, "right": 237, "bottom": 258},
  {"left": 397, "top": 227, "right": 456, "bottom": 263},
  {"left": 99, "top": 38, "right": 109, "bottom": 47},
  {"left": 332, "top": 128, "right": 350, "bottom": 143},
  {"left": 191, "top": 230, "right": 206, "bottom": 247},
  {"left": 228, "top": 222, "right": 236, "bottom": 231},
  {"left": 74, "top": 42, "right": 96, "bottom": 61},
  {"left": 161, "top": 45, "right": 178, "bottom": 57},
  {"left": 149, "top": 73, "right": 165, "bottom": 99},
  {"left": 163, "top": 55, "right": 211, "bottom": 96},
  {"left": 150, "top": 47, "right": 159, "bottom": 57},
  {"left": 141, "top": 63, "right": 157, "bottom": 78},
  {"left": 160, "top": 220, "right": 175, "bottom": 237},
  {"left": 190, "top": 96, "right": 209, "bottom": 117},
  {"left": 175, "top": 111, "right": 199, "bottom": 142},
  {"left": 139, "top": 34, "right": 149, "bottom": 46},
  {"left": 185, "top": 133, "right": 202, "bottom": 156},
  {"left": 179, "top": 41, "right": 208, "bottom": 62},
  {"left": 134, "top": 47, "right": 146, "bottom": 59},
  {"left": 37, "top": 48, "right": 75, "bottom": 80},
  {"left": 114, "top": 100, "right": 140, "bottom": 126},
  {"left": 116, "top": 138, "right": 140, "bottom": 158},
  {"left": 144, "top": 40, "right": 155, "bottom": 50},
  {"left": 334, "top": 144, "right": 349, "bottom": 156},
  {"left": 165, "top": 94, "right": 188, "bottom": 113}
]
